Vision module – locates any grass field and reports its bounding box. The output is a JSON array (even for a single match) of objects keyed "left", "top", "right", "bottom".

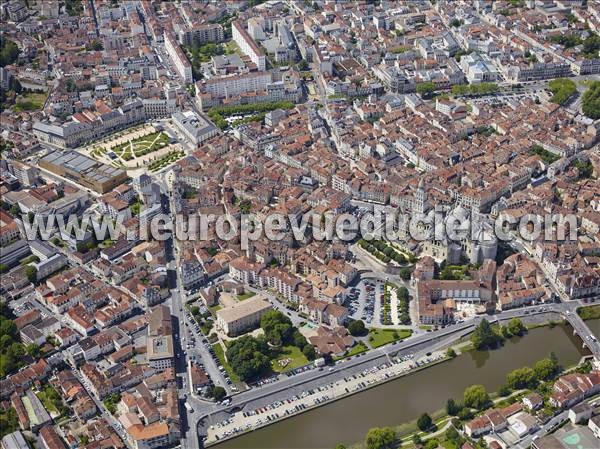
[
  {"left": 208, "top": 304, "right": 222, "bottom": 316},
  {"left": 335, "top": 341, "right": 369, "bottom": 361},
  {"left": 148, "top": 150, "right": 185, "bottom": 172},
  {"left": 368, "top": 328, "right": 412, "bottom": 349},
  {"left": 36, "top": 391, "right": 59, "bottom": 414},
  {"left": 578, "top": 305, "right": 600, "bottom": 320},
  {"left": 236, "top": 291, "right": 256, "bottom": 301},
  {"left": 224, "top": 40, "right": 242, "bottom": 55},
  {"left": 13, "top": 92, "right": 47, "bottom": 112},
  {"left": 112, "top": 131, "right": 170, "bottom": 161},
  {"left": 212, "top": 343, "right": 240, "bottom": 383},
  {"left": 270, "top": 345, "right": 309, "bottom": 373}
]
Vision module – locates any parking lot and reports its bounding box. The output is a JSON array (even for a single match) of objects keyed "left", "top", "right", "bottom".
[
  {"left": 345, "top": 278, "right": 383, "bottom": 324},
  {"left": 181, "top": 307, "right": 239, "bottom": 395},
  {"left": 204, "top": 349, "right": 448, "bottom": 444},
  {"left": 468, "top": 89, "right": 548, "bottom": 105}
]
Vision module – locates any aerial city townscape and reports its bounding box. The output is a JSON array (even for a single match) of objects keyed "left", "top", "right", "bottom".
[{"left": 1, "top": 1, "right": 600, "bottom": 449}]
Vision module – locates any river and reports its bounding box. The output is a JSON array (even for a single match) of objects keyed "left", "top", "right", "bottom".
[{"left": 214, "top": 321, "right": 599, "bottom": 449}]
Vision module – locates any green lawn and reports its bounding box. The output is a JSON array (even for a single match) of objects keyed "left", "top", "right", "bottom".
[
  {"left": 148, "top": 150, "right": 184, "bottom": 172},
  {"left": 208, "top": 304, "right": 222, "bottom": 316},
  {"left": 368, "top": 328, "right": 412, "bottom": 349},
  {"left": 578, "top": 305, "right": 600, "bottom": 320},
  {"left": 236, "top": 292, "right": 256, "bottom": 301},
  {"left": 36, "top": 386, "right": 67, "bottom": 417},
  {"left": 13, "top": 92, "right": 47, "bottom": 112},
  {"left": 224, "top": 40, "right": 242, "bottom": 55},
  {"left": 334, "top": 341, "right": 368, "bottom": 361},
  {"left": 270, "top": 345, "right": 309, "bottom": 373},
  {"left": 112, "top": 131, "right": 170, "bottom": 160},
  {"left": 419, "top": 325, "right": 433, "bottom": 330},
  {"left": 36, "top": 391, "right": 59, "bottom": 414},
  {"left": 212, "top": 343, "right": 240, "bottom": 382}
]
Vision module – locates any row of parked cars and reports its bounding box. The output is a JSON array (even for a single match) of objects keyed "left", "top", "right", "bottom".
[{"left": 184, "top": 309, "right": 238, "bottom": 393}]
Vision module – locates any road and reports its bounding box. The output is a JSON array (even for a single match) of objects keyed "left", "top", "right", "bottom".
[
  {"left": 190, "top": 301, "right": 590, "bottom": 446},
  {"left": 157, "top": 189, "right": 195, "bottom": 449},
  {"left": 72, "top": 368, "right": 134, "bottom": 448},
  {"left": 161, "top": 182, "right": 239, "bottom": 449}
]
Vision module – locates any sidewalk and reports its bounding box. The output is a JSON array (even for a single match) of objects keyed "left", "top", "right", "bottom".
[{"left": 205, "top": 349, "right": 449, "bottom": 444}]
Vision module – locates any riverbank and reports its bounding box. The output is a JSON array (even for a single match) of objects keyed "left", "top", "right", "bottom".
[
  {"left": 206, "top": 348, "right": 451, "bottom": 446},
  {"left": 212, "top": 321, "right": 589, "bottom": 449},
  {"left": 578, "top": 304, "right": 600, "bottom": 321}
]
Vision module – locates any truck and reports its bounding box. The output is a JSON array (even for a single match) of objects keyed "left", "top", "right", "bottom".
[
  {"left": 314, "top": 357, "right": 326, "bottom": 368},
  {"left": 184, "top": 402, "right": 193, "bottom": 413}
]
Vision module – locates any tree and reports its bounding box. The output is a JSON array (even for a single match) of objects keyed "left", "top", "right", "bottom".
[
  {"left": 292, "top": 329, "right": 308, "bottom": 348},
  {"left": 498, "top": 384, "right": 512, "bottom": 397},
  {"left": 399, "top": 267, "right": 413, "bottom": 280},
  {"left": 582, "top": 81, "right": 600, "bottom": 119},
  {"left": 548, "top": 78, "right": 576, "bottom": 105},
  {"left": 261, "top": 310, "right": 294, "bottom": 347},
  {"left": 297, "top": 60, "right": 309, "bottom": 71},
  {"left": 0, "top": 38, "right": 20, "bottom": 68},
  {"left": 446, "top": 347, "right": 457, "bottom": 358},
  {"left": 9, "top": 204, "right": 20, "bottom": 216},
  {"left": 25, "top": 343, "right": 39, "bottom": 358},
  {"left": 302, "top": 344, "right": 316, "bottom": 360},
  {"left": 534, "top": 356, "right": 560, "bottom": 381},
  {"left": 239, "top": 199, "right": 252, "bottom": 214},
  {"left": 446, "top": 398, "right": 462, "bottom": 415},
  {"left": 365, "top": 427, "right": 396, "bottom": 449},
  {"left": 582, "top": 33, "right": 600, "bottom": 58},
  {"left": 266, "top": 322, "right": 292, "bottom": 347},
  {"left": 500, "top": 325, "right": 512, "bottom": 338},
  {"left": 445, "top": 426, "right": 462, "bottom": 445},
  {"left": 450, "top": 18, "right": 462, "bottom": 27},
  {"left": 65, "top": 78, "right": 77, "bottom": 92},
  {"left": 417, "top": 412, "right": 433, "bottom": 431},
  {"left": 24, "top": 266, "right": 37, "bottom": 283},
  {"left": 225, "top": 335, "right": 271, "bottom": 382},
  {"left": 0, "top": 264, "right": 7, "bottom": 274},
  {"left": 507, "top": 367, "right": 537, "bottom": 389},
  {"left": 463, "top": 384, "right": 490, "bottom": 410},
  {"left": 507, "top": 318, "right": 526, "bottom": 336},
  {"left": 416, "top": 81, "right": 436, "bottom": 98},
  {"left": 85, "top": 40, "right": 104, "bottom": 51},
  {"left": 65, "top": 0, "right": 84, "bottom": 16},
  {"left": 0, "top": 407, "right": 18, "bottom": 439},
  {"left": 458, "top": 408, "right": 474, "bottom": 421},
  {"left": 347, "top": 319, "right": 366, "bottom": 336},
  {"left": 424, "top": 438, "right": 440, "bottom": 449},
  {"left": 471, "top": 319, "right": 503, "bottom": 350},
  {"left": 574, "top": 160, "right": 593, "bottom": 179},
  {"left": 211, "top": 386, "right": 226, "bottom": 402}
]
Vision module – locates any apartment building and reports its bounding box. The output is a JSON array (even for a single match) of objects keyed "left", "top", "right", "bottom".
[
  {"left": 181, "top": 259, "right": 204, "bottom": 290},
  {"left": 179, "top": 23, "right": 224, "bottom": 46},
  {"left": 232, "top": 20, "right": 266, "bottom": 71},
  {"left": 507, "top": 61, "right": 571, "bottom": 82},
  {"left": 460, "top": 53, "right": 501, "bottom": 83},
  {"left": 146, "top": 305, "right": 174, "bottom": 371},
  {"left": 164, "top": 31, "right": 193, "bottom": 84},
  {"left": 215, "top": 296, "right": 272, "bottom": 336},
  {"left": 204, "top": 71, "right": 272, "bottom": 98},
  {"left": 229, "top": 256, "right": 265, "bottom": 285},
  {"left": 417, "top": 279, "right": 491, "bottom": 324},
  {"left": 171, "top": 110, "right": 219, "bottom": 146}
]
